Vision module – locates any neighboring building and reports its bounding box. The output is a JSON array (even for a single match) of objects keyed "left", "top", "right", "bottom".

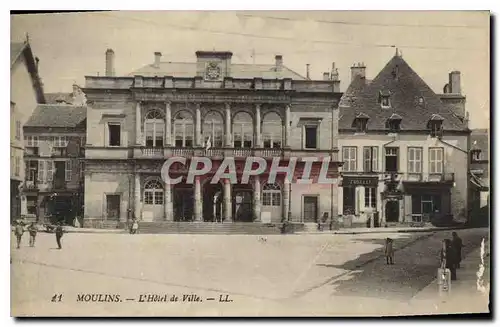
[
  {"left": 338, "top": 51, "right": 470, "bottom": 227},
  {"left": 469, "top": 128, "right": 489, "bottom": 221},
  {"left": 45, "top": 84, "right": 88, "bottom": 106},
  {"left": 22, "top": 104, "right": 86, "bottom": 224},
  {"left": 10, "top": 36, "right": 46, "bottom": 222},
  {"left": 82, "top": 50, "right": 343, "bottom": 226}
]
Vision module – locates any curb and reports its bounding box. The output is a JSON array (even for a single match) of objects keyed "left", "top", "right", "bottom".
[{"left": 296, "top": 226, "right": 468, "bottom": 235}]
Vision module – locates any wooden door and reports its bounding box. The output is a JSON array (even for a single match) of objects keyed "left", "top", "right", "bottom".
[
  {"left": 303, "top": 196, "right": 318, "bottom": 223},
  {"left": 106, "top": 194, "right": 120, "bottom": 220}
]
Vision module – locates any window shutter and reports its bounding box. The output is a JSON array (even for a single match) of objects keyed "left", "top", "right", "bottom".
[
  {"left": 46, "top": 161, "right": 54, "bottom": 182},
  {"left": 372, "top": 147, "right": 378, "bottom": 171},
  {"left": 37, "top": 160, "right": 44, "bottom": 182},
  {"left": 65, "top": 160, "right": 72, "bottom": 181}
]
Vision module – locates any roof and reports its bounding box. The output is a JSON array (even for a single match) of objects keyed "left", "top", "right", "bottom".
[
  {"left": 10, "top": 40, "right": 46, "bottom": 104},
  {"left": 471, "top": 129, "right": 489, "bottom": 159},
  {"left": 339, "top": 55, "right": 467, "bottom": 131},
  {"left": 25, "top": 104, "right": 86, "bottom": 128},
  {"left": 128, "top": 62, "right": 307, "bottom": 80},
  {"left": 45, "top": 92, "right": 73, "bottom": 104}
]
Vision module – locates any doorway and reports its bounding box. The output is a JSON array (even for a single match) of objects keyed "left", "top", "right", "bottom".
[
  {"left": 106, "top": 194, "right": 120, "bottom": 220},
  {"left": 343, "top": 186, "right": 356, "bottom": 215},
  {"left": 54, "top": 161, "right": 66, "bottom": 189},
  {"left": 173, "top": 186, "right": 194, "bottom": 221},
  {"left": 203, "top": 182, "right": 223, "bottom": 222},
  {"left": 385, "top": 200, "right": 399, "bottom": 223},
  {"left": 303, "top": 196, "right": 318, "bottom": 223},
  {"left": 233, "top": 185, "right": 253, "bottom": 222}
]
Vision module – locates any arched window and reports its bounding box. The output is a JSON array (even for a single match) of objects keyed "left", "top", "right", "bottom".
[
  {"left": 203, "top": 111, "right": 224, "bottom": 148},
  {"left": 262, "top": 182, "right": 281, "bottom": 207},
  {"left": 262, "top": 112, "right": 282, "bottom": 148},
  {"left": 173, "top": 111, "right": 194, "bottom": 147},
  {"left": 233, "top": 112, "right": 253, "bottom": 148},
  {"left": 145, "top": 110, "right": 165, "bottom": 147},
  {"left": 144, "top": 179, "right": 164, "bottom": 205}
]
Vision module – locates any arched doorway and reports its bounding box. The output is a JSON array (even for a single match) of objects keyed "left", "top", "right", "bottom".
[
  {"left": 232, "top": 183, "right": 253, "bottom": 222},
  {"left": 143, "top": 179, "right": 164, "bottom": 221},
  {"left": 262, "top": 112, "right": 283, "bottom": 148},
  {"left": 232, "top": 112, "right": 253, "bottom": 148},
  {"left": 203, "top": 181, "right": 223, "bottom": 222},
  {"left": 173, "top": 111, "right": 194, "bottom": 147},
  {"left": 173, "top": 182, "right": 194, "bottom": 222},
  {"left": 202, "top": 111, "right": 224, "bottom": 148},
  {"left": 144, "top": 109, "right": 165, "bottom": 147},
  {"left": 385, "top": 200, "right": 399, "bottom": 223},
  {"left": 261, "top": 182, "right": 282, "bottom": 221}
]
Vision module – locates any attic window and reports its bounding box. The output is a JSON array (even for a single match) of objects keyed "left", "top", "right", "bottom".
[
  {"left": 471, "top": 149, "right": 482, "bottom": 161},
  {"left": 428, "top": 114, "right": 444, "bottom": 138},
  {"left": 386, "top": 113, "right": 402, "bottom": 133},
  {"left": 353, "top": 113, "right": 369, "bottom": 133},
  {"left": 379, "top": 91, "right": 391, "bottom": 108}
]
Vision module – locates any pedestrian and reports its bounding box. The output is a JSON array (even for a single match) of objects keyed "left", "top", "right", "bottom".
[
  {"left": 55, "top": 222, "right": 64, "bottom": 249},
  {"left": 451, "top": 232, "right": 464, "bottom": 268},
  {"left": 384, "top": 238, "right": 395, "bottom": 265},
  {"left": 28, "top": 222, "right": 38, "bottom": 247},
  {"left": 441, "top": 239, "right": 458, "bottom": 280},
  {"left": 14, "top": 221, "right": 24, "bottom": 249},
  {"left": 131, "top": 219, "right": 139, "bottom": 235}
]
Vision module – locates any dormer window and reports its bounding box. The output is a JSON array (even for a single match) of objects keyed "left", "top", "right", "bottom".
[
  {"left": 427, "top": 114, "right": 444, "bottom": 138},
  {"left": 471, "top": 149, "right": 482, "bottom": 161},
  {"left": 386, "top": 113, "right": 402, "bottom": 133},
  {"left": 379, "top": 91, "right": 391, "bottom": 109},
  {"left": 353, "top": 113, "right": 369, "bottom": 133}
]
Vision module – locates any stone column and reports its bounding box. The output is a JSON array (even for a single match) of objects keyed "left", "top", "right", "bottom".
[
  {"left": 223, "top": 179, "right": 232, "bottom": 222},
  {"left": 255, "top": 104, "right": 262, "bottom": 148},
  {"left": 283, "top": 178, "right": 290, "bottom": 221},
  {"left": 135, "top": 102, "right": 142, "bottom": 145},
  {"left": 195, "top": 103, "right": 202, "bottom": 147},
  {"left": 164, "top": 181, "right": 173, "bottom": 221},
  {"left": 194, "top": 177, "right": 202, "bottom": 221},
  {"left": 253, "top": 176, "right": 261, "bottom": 222},
  {"left": 285, "top": 104, "right": 291, "bottom": 148},
  {"left": 165, "top": 101, "right": 171, "bottom": 146},
  {"left": 134, "top": 173, "right": 141, "bottom": 220},
  {"left": 225, "top": 103, "right": 232, "bottom": 147}
]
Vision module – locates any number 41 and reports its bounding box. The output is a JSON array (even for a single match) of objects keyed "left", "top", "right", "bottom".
[{"left": 51, "top": 294, "right": 62, "bottom": 302}]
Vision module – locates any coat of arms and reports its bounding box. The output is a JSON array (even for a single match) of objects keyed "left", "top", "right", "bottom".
[{"left": 205, "top": 62, "right": 221, "bottom": 80}]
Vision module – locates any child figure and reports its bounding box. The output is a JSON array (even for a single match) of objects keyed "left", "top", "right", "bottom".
[{"left": 385, "top": 238, "right": 394, "bottom": 265}]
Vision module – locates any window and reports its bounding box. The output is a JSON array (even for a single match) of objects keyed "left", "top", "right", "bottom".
[
  {"left": 203, "top": 112, "right": 224, "bottom": 148},
  {"left": 429, "top": 147, "right": 444, "bottom": 174},
  {"left": 15, "top": 156, "right": 20, "bottom": 176},
  {"left": 65, "top": 160, "right": 72, "bottom": 181},
  {"left": 36, "top": 160, "right": 54, "bottom": 182},
  {"left": 27, "top": 196, "right": 37, "bottom": 215},
  {"left": 144, "top": 180, "right": 164, "bottom": 205},
  {"left": 412, "top": 194, "right": 442, "bottom": 222},
  {"left": 262, "top": 112, "right": 282, "bottom": 149},
  {"left": 108, "top": 123, "right": 121, "bottom": 146},
  {"left": 304, "top": 126, "right": 318, "bottom": 149},
  {"left": 381, "top": 96, "right": 391, "bottom": 108},
  {"left": 144, "top": 110, "right": 165, "bottom": 147},
  {"left": 429, "top": 121, "right": 443, "bottom": 138},
  {"left": 364, "top": 187, "right": 377, "bottom": 208},
  {"left": 37, "top": 160, "right": 45, "bottom": 182},
  {"left": 52, "top": 136, "right": 68, "bottom": 148},
  {"left": 387, "top": 119, "right": 401, "bottom": 133},
  {"left": 25, "top": 136, "right": 39, "bottom": 147},
  {"left": 46, "top": 161, "right": 54, "bottom": 182},
  {"left": 15, "top": 121, "right": 21, "bottom": 140},
  {"left": 262, "top": 182, "right": 281, "bottom": 206},
  {"left": 27, "top": 161, "right": 37, "bottom": 182},
  {"left": 355, "top": 119, "right": 368, "bottom": 133},
  {"left": 233, "top": 112, "right": 253, "bottom": 148},
  {"left": 363, "top": 147, "right": 378, "bottom": 172},
  {"left": 173, "top": 112, "right": 194, "bottom": 147},
  {"left": 408, "top": 147, "right": 422, "bottom": 173},
  {"left": 342, "top": 147, "right": 357, "bottom": 172},
  {"left": 471, "top": 150, "right": 482, "bottom": 161},
  {"left": 385, "top": 147, "right": 399, "bottom": 172}
]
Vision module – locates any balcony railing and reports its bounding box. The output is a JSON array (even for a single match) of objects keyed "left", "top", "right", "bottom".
[{"left": 402, "top": 172, "right": 455, "bottom": 183}]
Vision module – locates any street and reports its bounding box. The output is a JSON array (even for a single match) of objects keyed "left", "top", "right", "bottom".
[{"left": 11, "top": 228, "right": 489, "bottom": 316}]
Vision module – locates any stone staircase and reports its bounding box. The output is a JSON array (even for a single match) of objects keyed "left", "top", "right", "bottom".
[{"left": 136, "top": 222, "right": 284, "bottom": 235}]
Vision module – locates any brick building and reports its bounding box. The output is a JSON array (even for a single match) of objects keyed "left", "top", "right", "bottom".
[
  {"left": 338, "top": 51, "right": 470, "bottom": 227},
  {"left": 82, "top": 50, "right": 343, "bottom": 227}
]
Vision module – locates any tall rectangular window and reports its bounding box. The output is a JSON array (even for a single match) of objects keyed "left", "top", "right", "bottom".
[
  {"left": 304, "top": 126, "right": 318, "bottom": 149},
  {"left": 408, "top": 147, "right": 423, "bottom": 173},
  {"left": 65, "top": 160, "right": 72, "bottom": 181},
  {"left": 363, "top": 147, "right": 378, "bottom": 172},
  {"left": 385, "top": 147, "right": 399, "bottom": 172},
  {"left": 364, "top": 187, "right": 377, "bottom": 208},
  {"left": 15, "top": 121, "right": 21, "bottom": 140},
  {"left": 342, "top": 147, "right": 357, "bottom": 172},
  {"left": 108, "top": 123, "right": 121, "bottom": 146},
  {"left": 15, "top": 156, "right": 20, "bottom": 176},
  {"left": 429, "top": 147, "right": 444, "bottom": 174}
]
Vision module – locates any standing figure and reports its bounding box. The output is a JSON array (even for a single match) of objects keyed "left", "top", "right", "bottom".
[
  {"left": 14, "top": 221, "right": 24, "bottom": 249},
  {"left": 385, "top": 238, "right": 395, "bottom": 265},
  {"left": 28, "top": 222, "right": 38, "bottom": 247},
  {"left": 130, "top": 219, "right": 139, "bottom": 234},
  {"left": 441, "top": 239, "right": 458, "bottom": 280},
  {"left": 451, "top": 232, "right": 464, "bottom": 268},
  {"left": 55, "top": 222, "right": 64, "bottom": 249}
]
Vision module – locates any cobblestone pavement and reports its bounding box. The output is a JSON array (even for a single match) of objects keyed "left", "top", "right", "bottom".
[{"left": 10, "top": 228, "right": 489, "bottom": 316}]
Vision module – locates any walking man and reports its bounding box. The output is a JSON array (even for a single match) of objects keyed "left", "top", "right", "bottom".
[
  {"left": 14, "top": 221, "right": 24, "bottom": 249},
  {"left": 28, "top": 222, "right": 38, "bottom": 247},
  {"left": 55, "top": 222, "right": 64, "bottom": 249},
  {"left": 451, "top": 232, "right": 464, "bottom": 268}
]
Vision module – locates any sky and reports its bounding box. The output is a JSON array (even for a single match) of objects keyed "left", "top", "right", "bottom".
[{"left": 10, "top": 11, "right": 490, "bottom": 128}]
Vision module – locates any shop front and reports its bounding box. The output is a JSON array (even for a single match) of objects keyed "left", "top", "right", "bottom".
[{"left": 340, "top": 175, "right": 381, "bottom": 227}]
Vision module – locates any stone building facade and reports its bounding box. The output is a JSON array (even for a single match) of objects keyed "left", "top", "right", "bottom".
[
  {"left": 83, "top": 50, "right": 343, "bottom": 226},
  {"left": 337, "top": 52, "right": 470, "bottom": 227}
]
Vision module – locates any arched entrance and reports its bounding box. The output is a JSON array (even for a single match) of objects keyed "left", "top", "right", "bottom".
[
  {"left": 142, "top": 179, "right": 164, "bottom": 221},
  {"left": 232, "top": 183, "right": 253, "bottom": 222},
  {"left": 203, "top": 181, "right": 223, "bottom": 222},
  {"left": 385, "top": 200, "right": 399, "bottom": 223},
  {"left": 173, "top": 182, "right": 194, "bottom": 222}
]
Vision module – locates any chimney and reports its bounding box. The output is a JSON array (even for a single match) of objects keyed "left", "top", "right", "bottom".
[
  {"left": 331, "top": 62, "right": 339, "bottom": 82},
  {"left": 351, "top": 62, "right": 366, "bottom": 81},
  {"left": 306, "top": 64, "right": 310, "bottom": 80},
  {"left": 449, "top": 71, "right": 461, "bottom": 94},
  {"left": 105, "top": 49, "right": 115, "bottom": 77},
  {"left": 323, "top": 72, "right": 330, "bottom": 80},
  {"left": 275, "top": 55, "right": 283, "bottom": 72},
  {"left": 154, "top": 52, "right": 162, "bottom": 68}
]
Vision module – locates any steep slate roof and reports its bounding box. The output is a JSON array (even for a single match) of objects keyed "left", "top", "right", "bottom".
[
  {"left": 339, "top": 74, "right": 371, "bottom": 107},
  {"left": 25, "top": 104, "right": 86, "bottom": 128},
  {"left": 129, "top": 62, "right": 307, "bottom": 80},
  {"left": 10, "top": 41, "right": 46, "bottom": 104},
  {"left": 339, "top": 55, "right": 467, "bottom": 131},
  {"left": 471, "top": 129, "right": 489, "bottom": 159},
  {"left": 45, "top": 92, "right": 73, "bottom": 104},
  {"left": 11, "top": 42, "right": 25, "bottom": 67}
]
